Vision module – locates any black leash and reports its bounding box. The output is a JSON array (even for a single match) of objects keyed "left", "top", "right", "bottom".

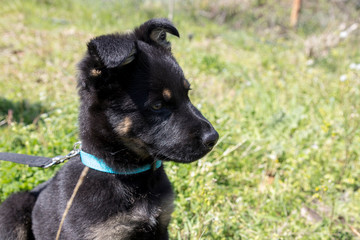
[
  {"left": 0, "top": 142, "right": 81, "bottom": 168},
  {"left": 0, "top": 152, "right": 52, "bottom": 168}
]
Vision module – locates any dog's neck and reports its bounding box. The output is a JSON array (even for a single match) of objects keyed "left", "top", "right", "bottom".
[
  {"left": 79, "top": 137, "right": 155, "bottom": 172},
  {"left": 78, "top": 105, "right": 155, "bottom": 173}
]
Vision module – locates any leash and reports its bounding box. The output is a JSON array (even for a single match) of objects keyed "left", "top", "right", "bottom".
[
  {"left": 0, "top": 142, "right": 82, "bottom": 168},
  {"left": 0, "top": 141, "right": 162, "bottom": 174}
]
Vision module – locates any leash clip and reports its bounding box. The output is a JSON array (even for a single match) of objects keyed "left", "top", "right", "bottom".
[{"left": 44, "top": 142, "right": 82, "bottom": 168}]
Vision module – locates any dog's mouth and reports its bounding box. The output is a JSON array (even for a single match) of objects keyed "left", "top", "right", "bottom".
[
  {"left": 143, "top": 128, "right": 219, "bottom": 163},
  {"left": 149, "top": 145, "right": 214, "bottom": 163}
]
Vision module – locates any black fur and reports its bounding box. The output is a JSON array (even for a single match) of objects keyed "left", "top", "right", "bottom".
[
  {"left": 0, "top": 192, "right": 36, "bottom": 240},
  {"left": 0, "top": 18, "right": 218, "bottom": 239}
]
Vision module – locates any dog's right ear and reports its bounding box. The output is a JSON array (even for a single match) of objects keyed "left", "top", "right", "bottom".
[
  {"left": 134, "top": 18, "right": 180, "bottom": 50},
  {"left": 87, "top": 34, "right": 136, "bottom": 69}
]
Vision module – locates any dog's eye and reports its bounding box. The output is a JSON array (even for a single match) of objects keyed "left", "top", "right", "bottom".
[{"left": 151, "top": 102, "right": 163, "bottom": 111}]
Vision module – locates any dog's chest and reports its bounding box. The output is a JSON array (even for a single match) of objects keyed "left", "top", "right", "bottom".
[{"left": 85, "top": 195, "right": 174, "bottom": 240}]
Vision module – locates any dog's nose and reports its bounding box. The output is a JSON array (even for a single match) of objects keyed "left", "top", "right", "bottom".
[{"left": 202, "top": 130, "right": 219, "bottom": 149}]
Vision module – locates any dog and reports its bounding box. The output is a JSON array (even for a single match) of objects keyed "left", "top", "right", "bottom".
[{"left": 0, "top": 18, "right": 219, "bottom": 239}]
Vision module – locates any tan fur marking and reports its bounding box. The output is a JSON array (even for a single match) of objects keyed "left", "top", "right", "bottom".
[
  {"left": 86, "top": 214, "right": 132, "bottom": 240},
  {"left": 158, "top": 194, "right": 175, "bottom": 227},
  {"left": 162, "top": 88, "right": 172, "bottom": 100},
  {"left": 116, "top": 117, "right": 132, "bottom": 135},
  {"left": 120, "top": 137, "right": 150, "bottom": 159},
  {"left": 183, "top": 79, "right": 190, "bottom": 89},
  {"left": 85, "top": 204, "right": 159, "bottom": 240},
  {"left": 90, "top": 69, "right": 101, "bottom": 77},
  {"left": 15, "top": 225, "right": 27, "bottom": 240}
]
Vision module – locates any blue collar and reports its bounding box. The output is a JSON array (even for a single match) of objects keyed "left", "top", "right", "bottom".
[{"left": 80, "top": 151, "right": 162, "bottom": 175}]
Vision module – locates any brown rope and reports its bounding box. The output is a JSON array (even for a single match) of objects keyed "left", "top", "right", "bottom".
[{"left": 55, "top": 166, "right": 89, "bottom": 240}]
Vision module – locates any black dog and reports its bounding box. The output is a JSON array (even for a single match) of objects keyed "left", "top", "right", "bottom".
[{"left": 0, "top": 18, "right": 218, "bottom": 239}]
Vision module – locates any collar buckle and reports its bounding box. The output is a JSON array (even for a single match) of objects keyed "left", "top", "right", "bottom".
[{"left": 44, "top": 142, "right": 82, "bottom": 168}]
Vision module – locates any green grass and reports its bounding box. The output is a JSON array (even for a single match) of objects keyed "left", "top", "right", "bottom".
[{"left": 1, "top": 0, "right": 360, "bottom": 239}]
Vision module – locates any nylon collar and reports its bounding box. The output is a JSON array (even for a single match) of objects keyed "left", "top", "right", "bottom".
[{"left": 80, "top": 151, "right": 162, "bottom": 174}]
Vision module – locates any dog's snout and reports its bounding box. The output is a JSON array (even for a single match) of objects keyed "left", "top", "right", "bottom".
[{"left": 202, "top": 130, "right": 219, "bottom": 149}]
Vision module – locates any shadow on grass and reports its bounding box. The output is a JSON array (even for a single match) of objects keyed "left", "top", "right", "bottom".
[{"left": 0, "top": 98, "right": 47, "bottom": 125}]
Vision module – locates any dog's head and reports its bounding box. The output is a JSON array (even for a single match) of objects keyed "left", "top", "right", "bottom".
[{"left": 78, "top": 18, "right": 218, "bottom": 163}]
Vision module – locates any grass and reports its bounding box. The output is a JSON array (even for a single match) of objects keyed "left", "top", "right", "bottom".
[{"left": 1, "top": 0, "right": 360, "bottom": 239}]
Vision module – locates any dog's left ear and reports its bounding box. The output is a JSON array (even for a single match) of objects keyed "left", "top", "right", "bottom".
[
  {"left": 134, "top": 18, "right": 180, "bottom": 50},
  {"left": 87, "top": 35, "right": 136, "bottom": 68}
]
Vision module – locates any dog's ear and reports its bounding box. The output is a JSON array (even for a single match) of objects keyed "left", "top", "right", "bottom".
[
  {"left": 87, "top": 34, "right": 136, "bottom": 68},
  {"left": 135, "top": 18, "right": 180, "bottom": 50}
]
